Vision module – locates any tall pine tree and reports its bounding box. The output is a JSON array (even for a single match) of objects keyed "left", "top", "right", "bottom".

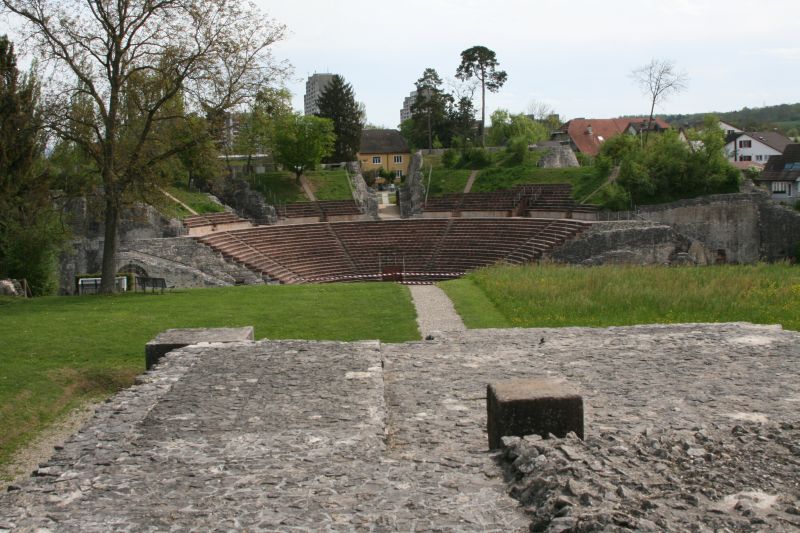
[{"left": 316, "top": 75, "right": 363, "bottom": 162}]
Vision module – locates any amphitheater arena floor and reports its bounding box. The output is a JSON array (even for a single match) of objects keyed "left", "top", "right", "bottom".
[{"left": 1, "top": 323, "right": 798, "bottom": 532}]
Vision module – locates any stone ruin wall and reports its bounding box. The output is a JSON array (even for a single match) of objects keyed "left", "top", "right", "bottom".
[
  {"left": 58, "top": 197, "right": 263, "bottom": 294},
  {"left": 118, "top": 238, "right": 264, "bottom": 289},
  {"left": 550, "top": 192, "right": 800, "bottom": 266},
  {"left": 548, "top": 221, "right": 712, "bottom": 266},
  {"left": 538, "top": 146, "right": 580, "bottom": 168},
  {"left": 347, "top": 162, "right": 379, "bottom": 220},
  {"left": 58, "top": 197, "right": 182, "bottom": 295},
  {"left": 399, "top": 152, "right": 425, "bottom": 218}
]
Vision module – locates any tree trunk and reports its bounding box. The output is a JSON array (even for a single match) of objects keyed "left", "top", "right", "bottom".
[
  {"left": 644, "top": 98, "right": 656, "bottom": 145},
  {"left": 480, "top": 79, "right": 486, "bottom": 147},
  {"left": 427, "top": 111, "right": 432, "bottom": 150},
  {"left": 99, "top": 191, "right": 119, "bottom": 294}
]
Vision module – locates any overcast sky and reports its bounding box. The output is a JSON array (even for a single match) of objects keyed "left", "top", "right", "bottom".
[
  {"left": 2, "top": 1, "right": 798, "bottom": 128},
  {"left": 263, "top": 0, "right": 800, "bottom": 127}
]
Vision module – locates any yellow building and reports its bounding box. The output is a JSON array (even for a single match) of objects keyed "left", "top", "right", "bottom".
[{"left": 357, "top": 129, "right": 411, "bottom": 179}]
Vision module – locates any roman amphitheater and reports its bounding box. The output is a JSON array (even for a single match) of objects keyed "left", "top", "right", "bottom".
[{"left": 3, "top": 163, "right": 800, "bottom": 532}]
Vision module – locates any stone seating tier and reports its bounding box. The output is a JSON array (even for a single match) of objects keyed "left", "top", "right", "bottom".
[
  {"left": 196, "top": 218, "right": 590, "bottom": 283},
  {"left": 422, "top": 183, "right": 598, "bottom": 217},
  {"left": 183, "top": 212, "right": 247, "bottom": 228}
]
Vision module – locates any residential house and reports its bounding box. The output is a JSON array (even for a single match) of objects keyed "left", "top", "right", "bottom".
[
  {"left": 719, "top": 120, "right": 743, "bottom": 137},
  {"left": 724, "top": 130, "right": 792, "bottom": 164},
  {"left": 553, "top": 117, "right": 671, "bottom": 156},
  {"left": 358, "top": 129, "right": 411, "bottom": 180},
  {"left": 756, "top": 144, "right": 800, "bottom": 203}
]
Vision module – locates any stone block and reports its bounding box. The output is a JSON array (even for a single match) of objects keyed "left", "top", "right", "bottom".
[
  {"left": 145, "top": 327, "right": 254, "bottom": 369},
  {"left": 487, "top": 378, "right": 583, "bottom": 449}
]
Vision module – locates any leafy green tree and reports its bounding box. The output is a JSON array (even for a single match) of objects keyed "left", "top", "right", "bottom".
[
  {"left": 596, "top": 115, "right": 738, "bottom": 207},
  {"left": 273, "top": 113, "right": 334, "bottom": 182},
  {"left": 411, "top": 68, "right": 452, "bottom": 150},
  {"left": 233, "top": 87, "right": 292, "bottom": 175},
  {"left": 0, "top": 35, "right": 63, "bottom": 294},
  {"left": 316, "top": 75, "right": 363, "bottom": 162},
  {"left": 3, "top": 0, "right": 288, "bottom": 292},
  {"left": 173, "top": 115, "right": 223, "bottom": 191},
  {"left": 448, "top": 96, "right": 477, "bottom": 144},
  {"left": 456, "top": 46, "right": 508, "bottom": 147},
  {"left": 487, "top": 109, "right": 548, "bottom": 147}
]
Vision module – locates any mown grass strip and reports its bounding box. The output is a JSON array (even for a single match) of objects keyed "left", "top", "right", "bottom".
[{"left": 0, "top": 283, "right": 418, "bottom": 472}]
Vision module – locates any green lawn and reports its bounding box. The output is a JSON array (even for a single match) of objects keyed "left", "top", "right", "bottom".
[
  {"left": 471, "top": 166, "right": 603, "bottom": 201},
  {"left": 426, "top": 168, "right": 474, "bottom": 196},
  {"left": 421, "top": 149, "right": 605, "bottom": 201},
  {"left": 441, "top": 263, "right": 800, "bottom": 330},
  {"left": 162, "top": 185, "right": 225, "bottom": 218},
  {"left": 305, "top": 169, "right": 355, "bottom": 201},
  {"left": 247, "top": 169, "right": 354, "bottom": 204},
  {"left": 0, "top": 283, "right": 418, "bottom": 472},
  {"left": 248, "top": 172, "right": 308, "bottom": 204}
]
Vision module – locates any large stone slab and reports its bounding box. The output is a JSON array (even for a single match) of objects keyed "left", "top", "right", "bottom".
[
  {"left": 487, "top": 378, "right": 584, "bottom": 449},
  {"left": 145, "top": 326, "right": 254, "bottom": 369}
]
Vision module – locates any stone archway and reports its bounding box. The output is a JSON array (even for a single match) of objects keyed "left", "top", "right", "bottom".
[
  {"left": 118, "top": 263, "right": 149, "bottom": 278},
  {"left": 117, "top": 263, "right": 149, "bottom": 292}
]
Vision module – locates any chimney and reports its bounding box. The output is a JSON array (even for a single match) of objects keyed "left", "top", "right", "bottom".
[{"left": 586, "top": 124, "right": 593, "bottom": 135}]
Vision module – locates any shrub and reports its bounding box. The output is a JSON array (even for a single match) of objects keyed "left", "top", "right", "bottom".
[
  {"left": 504, "top": 136, "right": 528, "bottom": 166},
  {"left": 462, "top": 147, "right": 491, "bottom": 169},
  {"left": 441, "top": 149, "right": 459, "bottom": 168},
  {"left": 595, "top": 182, "right": 632, "bottom": 211},
  {"left": 575, "top": 151, "right": 593, "bottom": 167}
]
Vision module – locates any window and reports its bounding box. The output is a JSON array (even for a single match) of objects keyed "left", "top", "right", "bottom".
[
  {"left": 772, "top": 181, "right": 788, "bottom": 194},
  {"left": 756, "top": 155, "right": 763, "bottom": 161},
  {"left": 739, "top": 140, "right": 752, "bottom": 148},
  {"left": 395, "top": 170, "right": 403, "bottom": 179},
  {"left": 739, "top": 155, "right": 752, "bottom": 161},
  {"left": 372, "top": 156, "right": 381, "bottom": 164},
  {"left": 393, "top": 155, "right": 403, "bottom": 164}
]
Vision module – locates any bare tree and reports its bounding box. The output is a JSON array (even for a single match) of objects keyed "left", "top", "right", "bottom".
[
  {"left": 1, "top": 0, "right": 289, "bottom": 292},
  {"left": 526, "top": 100, "right": 554, "bottom": 121},
  {"left": 630, "top": 58, "right": 688, "bottom": 142}
]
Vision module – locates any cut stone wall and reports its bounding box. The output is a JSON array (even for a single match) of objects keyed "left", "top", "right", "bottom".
[
  {"left": 399, "top": 152, "right": 425, "bottom": 218},
  {"left": 118, "top": 238, "right": 264, "bottom": 289}
]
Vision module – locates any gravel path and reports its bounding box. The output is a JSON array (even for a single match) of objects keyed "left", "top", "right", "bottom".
[
  {"left": 408, "top": 285, "right": 466, "bottom": 336},
  {"left": 298, "top": 174, "right": 317, "bottom": 201},
  {"left": 463, "top": 169, "right": 479, "bottom": 193}
]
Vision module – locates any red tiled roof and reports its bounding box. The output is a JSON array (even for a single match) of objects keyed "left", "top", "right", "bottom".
[{"left": 563, "top": 117, "right": 671, "bottom": 156}]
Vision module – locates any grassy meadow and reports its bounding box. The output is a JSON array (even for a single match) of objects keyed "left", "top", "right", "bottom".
[
  {"left": 441, "top": 263, "right": 800, "bottom": 330},
  {"left": 0, "top": 283, "right": 418, "bottom": 473},
  {"left": 421, "top": 149, "right": 605, "bottom": 201},
  {"left": 248, "top": 168, "right": 354, "bottom": 204}
]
